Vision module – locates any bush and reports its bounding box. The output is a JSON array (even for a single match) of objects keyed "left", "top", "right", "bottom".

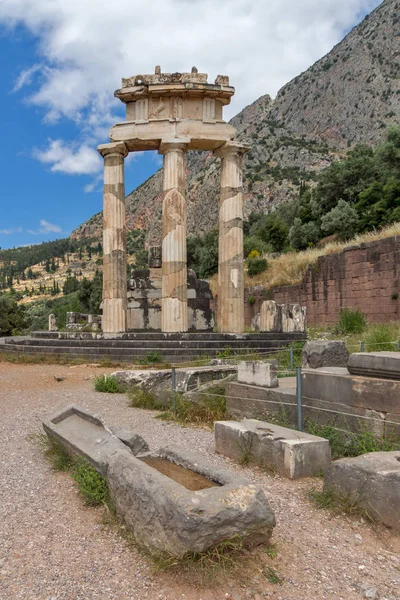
[
  {"left": 335, "top": 308, "right": 367, "bottom": 334},
  {"left": 321, "top": 199, "right": 360, "bottom": 240},
  {"left": 364, "top": 324, "right": 398, "bottom": 351},
  {"left": 243, "top": 236, "right": 273, "bottom": 258},
  {"left": 94, "top": 375, "right": 124, "bottom": 393},
  {"left": 71, "top": 458, "right": 110, "bottom": 506},
  {"left": 247, "top": 257, "right": 268, "bottom": 277},
  {"left": 0, "top": 293, "right": 28, "bottom": 335}
]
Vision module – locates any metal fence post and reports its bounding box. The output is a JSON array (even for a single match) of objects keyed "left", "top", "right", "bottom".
[
  {"left": 361, "top": 341, "right": 365, "bottom": 352},
  {"left": 290, "top": 345, "right": 294, "bottom": 372},
  {"left": 171, "top": 367, "right": 177, "bottom": 413},
  {"left": 296, "top": 366, "right": 303, "bottom": 432}
]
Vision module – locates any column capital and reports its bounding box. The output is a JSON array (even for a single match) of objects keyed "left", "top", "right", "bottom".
[
  {"left": 97, "top": 141, "right": 128, "bottom": 159},
  {"left": 159, "top": 137, "right": 190, "bottom": 155},
  {"left": 214, "top": 140, "right": 250, "bottom": 159}
]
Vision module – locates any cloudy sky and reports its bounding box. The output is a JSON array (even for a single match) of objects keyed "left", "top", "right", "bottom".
[{"left": 0, "top": 0, "right": 381, "bottom": 249}]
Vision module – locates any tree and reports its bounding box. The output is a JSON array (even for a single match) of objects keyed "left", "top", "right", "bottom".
[
  {"left": 321, "top": 199, "right": 360, "bottom": 240},
  {"left": 288, "top": 218, "right": 320, "bottom": 250},
  {"left": 0, "top": 294, "right": 27, "bottom": 335}
]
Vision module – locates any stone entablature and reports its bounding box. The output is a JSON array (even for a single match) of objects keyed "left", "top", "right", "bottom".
[{"left": 98, "top": 66, "right": 249, "bottom": 334}]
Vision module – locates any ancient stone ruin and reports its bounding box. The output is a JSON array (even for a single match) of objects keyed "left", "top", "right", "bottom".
[
  {"left": 43, "top": 405, "right": 276, "bottom": 556},
  {"left": 98, "top": 66, "right": 249, "bottom": 334}
]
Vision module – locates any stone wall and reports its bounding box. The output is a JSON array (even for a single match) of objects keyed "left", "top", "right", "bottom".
[{"left": 273, "top": 236, "right": 400, "bottom": 325}]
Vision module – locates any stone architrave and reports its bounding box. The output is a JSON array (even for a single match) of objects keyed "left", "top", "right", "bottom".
[
  {"left": 97, "top": 142, "right": 129, "bottom": 333},
  {"left": 259, "top": 300, "right": 281, "bottom": 332},
  {"left": 159, "top": 140, "right": 189, "bottom": 332},
  {"left": 215, "top": 142, "right": 249, "bottom": 334}
]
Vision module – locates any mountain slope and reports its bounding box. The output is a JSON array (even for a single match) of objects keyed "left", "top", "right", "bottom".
[{"left": 72, "top": 0, "right": 400, "bottom": 244}]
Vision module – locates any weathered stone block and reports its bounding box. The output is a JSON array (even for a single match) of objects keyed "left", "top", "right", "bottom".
[
  {"left": 302, "top": 340, "right": 349, "bottom": 369},
  {"left": 215, "top": 419, "right": 331, "bottom": 479},
  {"left": 237, "top": 361, "right": 278, "bottom": 388},
  {"left": 324, "top": 452, "right": 400, "bottom": 530},
  {"left": 107, "top": 445, "right": 275, "bottom": 557},
  {"left": 347, "top": 351, "right": 400, "bottom": 380},
  {"left": 259, "top": 301, "right": 281, "bottom": 332}
]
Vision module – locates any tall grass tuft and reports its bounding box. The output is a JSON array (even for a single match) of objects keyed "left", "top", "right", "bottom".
[
  {"left": 364, "top": 324, "right": 399, "bottom": 352},
  {"left": 94, "top": 375, "right": 124, "bottom": 393}
]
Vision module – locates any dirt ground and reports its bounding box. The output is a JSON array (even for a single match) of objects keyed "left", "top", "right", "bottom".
[{"left": 0, "top": 362, "right": 399, "bottom": 600}]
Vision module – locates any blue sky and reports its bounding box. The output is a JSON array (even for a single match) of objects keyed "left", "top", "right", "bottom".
[{"left": 0, "top": 0, "right": 381, "bottom": 250}]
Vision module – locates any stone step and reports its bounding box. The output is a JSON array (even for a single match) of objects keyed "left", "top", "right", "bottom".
[{"left": 31, "top": 331, "right": 305, "bottom": 342}]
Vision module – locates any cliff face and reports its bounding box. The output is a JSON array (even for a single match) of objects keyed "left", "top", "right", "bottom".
[{"left": 71, "top": 0, "right": 400, "bottom": 243}]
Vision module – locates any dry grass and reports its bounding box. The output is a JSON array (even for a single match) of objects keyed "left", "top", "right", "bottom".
[{"left": 243, "top": 222, "right": 400, "bottom": 290}]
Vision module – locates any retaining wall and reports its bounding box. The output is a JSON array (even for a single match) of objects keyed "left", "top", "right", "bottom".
[{"left": 272, "top": 235, "right": 400, "bottom": 325}]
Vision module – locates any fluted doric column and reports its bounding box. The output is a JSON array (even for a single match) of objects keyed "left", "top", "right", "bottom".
[
  {"left": 159, "top": 139, "right": 189, "bottom": 332},
  {"left": 97, "top": 142, "right": 129, "bottom": 333},
  {"left": 215, "top": 141, "right": 249, "bottom": 334}
]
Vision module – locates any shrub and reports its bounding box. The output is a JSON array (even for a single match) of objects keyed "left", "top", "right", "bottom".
[
  {"left": 94, "top": 375, "right": 124, "bottom": 393},
  {"left": 159, "top": 387, "right": 228, "bottom": 427},
  {"left": 248, "top": 295, "right": 256, "bottom": 305},
  {"left": 243, "top": 235, "right": 273, "bottom": 259},
  {"left": 335, "top": 308, "right": 367, "bottom": 334},
  {"left": 142, "top": 351, "right": 164, "bottom": 364},
  {"left": 364, "top": 324, "right": 398, "bottom": 352},
  {"left": 247, "top": 257, "right": 268, "bottom": 277},
  {"left": 321, "top": 199, "right": 360, "bottom": 241},
  {"left": 71, "top": 458, "right": 110, "bottom": 506}
]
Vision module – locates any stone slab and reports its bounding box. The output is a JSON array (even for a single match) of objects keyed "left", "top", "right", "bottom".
[
  {"left": 302, "top": 340, "right": 349, "bottom": 369},
  {"left": 226, "top": 381, "right": 297, "bottom": 424},
  {"left": 237, "top": 360, "right": 278, "bottom": 388},
  {"left": 348, "top": 352, "right": 400, "bottom": 380},
  {"left": 302, "top": 367, "right": 400, "bottom": 415},
  {"left": 324, "top": 452, "right": 400, "bottom": 530},
  {"left": 107, "top": 444, "right": 276, "bottom": 557},
  {"left": 42, "top": 405, "right": 147, "bottom": 475},
  {"left": 215, "top": 419, "right": 331, "bottom": 479}
]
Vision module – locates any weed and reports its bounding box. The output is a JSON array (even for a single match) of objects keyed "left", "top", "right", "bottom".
[
  {"left": 248, "top": 295, "right": 256, "bottom": 306},
  {"left": 264, "top": 566, "right": 282, "bottom": 584},
  {"left": 335, "top": 308, "right": 367, "bottom": 335},
  {"left": 307, "top": 488, "right": 373, "bottom": 521},
  {"left": 94, "top": 374, "right": 124, "bottom": 393},
  {"left": 71, "top": 458, "right": 110, "bottom": 506},
  {"left": 265, "top": 406, "right": 294, "bottom": 428},
  {"left": 140, "top": 351, "right": 164, "bottom": 364},
  {"left": 237, "top": 431, "right": 257, "bottom": 466},
  {"left": 158, "top": 387, "right": 228, "bottom": 428},
  {"left": 364, "top": 324, "right": 398, "bottom": 352},
  {"left": 264, "top": 545, "right": 278, "bottom": 559},
  {"left": 128, "top": 386, "right": 165, "bottom": 410},
  {"left": 217, "top": 347, "right": 234, "bottom": 359}
]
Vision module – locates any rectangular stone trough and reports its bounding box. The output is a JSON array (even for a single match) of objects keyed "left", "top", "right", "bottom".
[
  {"left": 43, "top": 405, "right": 275, "bottom": 557},
  {"left": 215, "top": 419, "right": 331, "bottom": 479}
]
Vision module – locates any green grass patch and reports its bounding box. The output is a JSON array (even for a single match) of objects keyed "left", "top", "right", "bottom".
[
  {"left": 307, "top": 488, "right": 373, "bottom": 521},
  {"left": 305, "top": 420, "right": 400, "bottom": 460},
  {"left": 335, "top": 308, "right": 367, "bottom": 335},
  {"left": 33, "top": 432, "right": 70, "bottom": 471},
  {"left": 158, "top": 387, "right": 228, "bottom": 428},
  {"left": 364, "top": 323, "right": 399, "bottom": 352},
  {"left": 128, "top": 386, "right": 165, "bottom": 410},
  {"left": 94, "top": 374, "right": 124, "bottom": 393},
  {"left": 71, "top": 458, "right": 110, "bottom": 506}
]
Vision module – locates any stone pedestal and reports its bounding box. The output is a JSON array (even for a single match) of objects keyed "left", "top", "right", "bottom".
[
  {"left": 98, "top": 142, "right": 128, "bottom": 333},
  {"left": 215, "top": 142, "right": 248, "bottom": 334},
  {"left": 159, "top": 140, "right": 189, "bottom": 332}
]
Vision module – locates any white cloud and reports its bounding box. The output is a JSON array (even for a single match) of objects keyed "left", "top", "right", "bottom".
[
  {"left": 13, "top": 64, "right": 42, "bottom": 92},
  {"left": 28, "top": 219, "right": 62, "bottom": 235},
  {"left": 33, "top": 139, "right": 102, "bottom": 175},
  {"left": 0, "top": 0, "right": 381, "bottom": 125},
  {"left": 0, "top": 227, "right": 23, "bottom": 235}
]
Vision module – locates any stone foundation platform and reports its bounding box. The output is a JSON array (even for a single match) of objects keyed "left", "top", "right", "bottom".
[{"left": 1, "top": 331, "right": 305, "bottom": 364}]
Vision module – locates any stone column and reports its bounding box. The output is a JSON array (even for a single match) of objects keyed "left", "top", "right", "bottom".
[
  {"left": 97, "top": 142, "right": 129, "bottom": 333},
  {"left": 215, "top": 142, "right": 249, "bottom": 334},
  {"left": 159, "top": 139, "right": 189, "bottom": 332}
]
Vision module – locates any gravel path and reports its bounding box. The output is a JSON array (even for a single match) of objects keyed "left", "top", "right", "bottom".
[{"left": 0, "top": 362, "right": 399, "bottom": 600}]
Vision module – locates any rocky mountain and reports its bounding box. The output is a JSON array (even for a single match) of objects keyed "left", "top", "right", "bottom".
[{"left": 72, "top": 0, "right": 399, "bottom": 244}]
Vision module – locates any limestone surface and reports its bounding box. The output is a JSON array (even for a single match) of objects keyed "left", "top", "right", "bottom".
[
  {"left": 302, "top": 340, "right": 349, "bottom": 369},
  {"left": 237, "top": 360, "right": 278, "bottom": 388},
  {"left": 324, "top": 452, "right": 400, "bottom": 530},
  {"left": 215, "top": 419, "right": 331, "bottom": 479},
  {"left": 107, "top": 444, "right": 276, "bottom": 556},
  {"left": 347, "top": 351, "right": 400, "bottom": 380}
]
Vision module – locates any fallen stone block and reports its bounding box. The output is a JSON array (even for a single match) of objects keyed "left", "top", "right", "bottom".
[
  {"left": 215, "top": 419, "right": 331, "bottom": 479},
  {"left": 302, "top": 340, "right": 349, "bottom": 369},
  {"left": 347, "top": 351, "right": 400, "bottom": 380},
  {"left": 237, "top": 360, "right": 278, "bottom": 388},
  {"left": 107, "top": 444, "right": 275, "bottom": 557},
  {"left": 324, "top": 452, "right": 400, "bottom": 530},
  {"left": 43, "top": 404, "right": 147, "bottom": 475}
]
